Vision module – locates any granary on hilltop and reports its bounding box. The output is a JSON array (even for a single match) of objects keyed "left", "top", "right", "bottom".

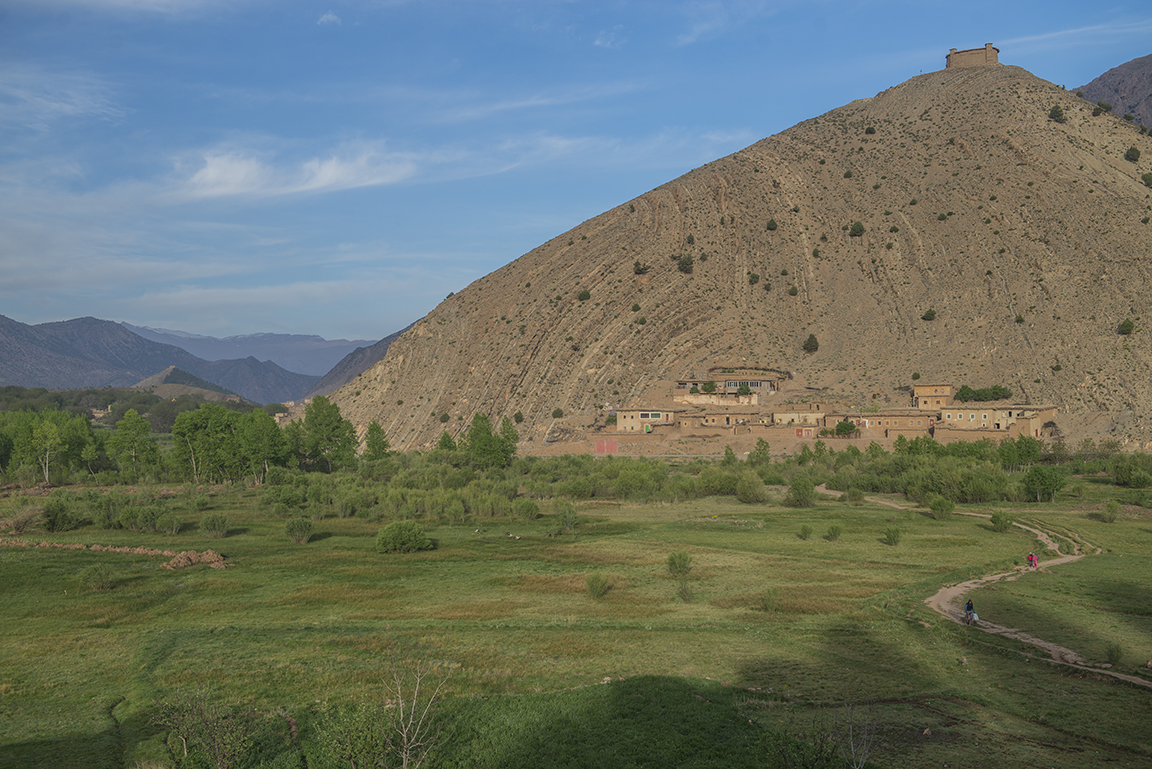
[{"left": 946, "top": 43, "right": 999, "bottom": 69}]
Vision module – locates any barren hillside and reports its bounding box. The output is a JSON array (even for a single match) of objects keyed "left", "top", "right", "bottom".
[{"left": 331, "top": 65, "right": 1152, "bottom": 450}]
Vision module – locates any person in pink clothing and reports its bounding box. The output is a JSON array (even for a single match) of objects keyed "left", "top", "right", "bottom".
[{"left": 1028, "top": 552, "right": 1037, "bottom": 569}]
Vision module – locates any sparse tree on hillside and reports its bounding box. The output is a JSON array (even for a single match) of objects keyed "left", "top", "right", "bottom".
[
  {"left": 1048, "top": 104, "right": 1066, "bottom": 123},
  {"left": 803, "top": 334, "right": 819, "bottom": 353}
]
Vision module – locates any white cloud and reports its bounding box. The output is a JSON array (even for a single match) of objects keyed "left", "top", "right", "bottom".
[
  {"left": 317, "top": 11, "right": 341, "bottom": 25},
  {"left": 174, "top": 144, "right": 418, "bottom": 199}
]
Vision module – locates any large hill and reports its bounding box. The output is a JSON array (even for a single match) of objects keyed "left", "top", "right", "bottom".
[
  {"left": 329, "top": 64, "right": 1152, "bottom": 450},
  {"left": 1077, "top": 52, "right": 1152, "bottom": 130},
  {"left": 0, "top": 316, "right": 319, "bottom": 404}
]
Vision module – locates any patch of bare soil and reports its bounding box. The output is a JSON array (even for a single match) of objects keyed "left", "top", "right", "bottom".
[{"left": 0, "top": 538, "right": 228, "bottom": 569}]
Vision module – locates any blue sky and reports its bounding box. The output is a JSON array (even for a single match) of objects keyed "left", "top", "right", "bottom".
[{"left": 3, "top": 1, "right": 1150, "bottom": 341}]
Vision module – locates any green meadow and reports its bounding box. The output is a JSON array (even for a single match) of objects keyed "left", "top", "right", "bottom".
[{"left": 2, "top": 482, "right": 1151, "bottom": 768}]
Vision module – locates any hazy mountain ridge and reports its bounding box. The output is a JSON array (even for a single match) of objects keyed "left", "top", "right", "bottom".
[
  {"left": 326, "top": 65, "right": 1152, "bottom": 450},
  {"left": 305, "top": 324, "right": 414, "bottom": 399},
  {"left": 0, "top": 316, "right": 318, "bottom": 404},
  {"left": 122, "top": 323, "right": 373, "bottom": 376},
  {"left": 1077, "top": 52, "right": 1152, "bottom": 129}
]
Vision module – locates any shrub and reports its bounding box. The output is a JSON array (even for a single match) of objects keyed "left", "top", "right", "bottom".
[
  {"left": 156, "top": 513, "right": 181, "bottom": 535},
  {"left": 884, "top": 526, "right": 902, "bottom": 546},
  {"left": 8, "top": 505, "right": 44, "bottom": 534},
  {"left": 631, "top": 303, "right": 641, "bottom": 312},
  {"left": 78, "top": 564, "right": 116, "bottom": 592},
  {"left": 1048, "top": 104, "right": 1066, "bottom": 123},
  {"left": 1118, "top": 318, "right": 1135, "bottom": 335},
  {"left": 585, "top": 573, "right": 611, "bottom": 599},
  {"left": 200, "top": 514, "right": 229, "bottom": 538},
  {"left": 1124, "top": 146, "right": 1140, "bottom": 163},
  {"left": 633, "top": 260, "right": 651, "bottom": 275},
  {"left": 785, "top": 476, "right": 816, "bottom": 508},
  {"left": 748, "top": 272, "right": 760, "bottom": 285},
  {"left": 677, "top": 580, "right": 693, "bottom": 603},
  {"left": 826, "top": 524, "right": 842, "bottom": 541},
  {"left": 921, "top": 309, "right": 937, "bottom": 321},
  {"left": 677, "top": 254, "right": 694, "bottom": 274},
  {"left": 43, "top": 490, "right": 80, "bottom": 532},
  {"left": 849, "top": 221, "right": 865, "bottom": 237},
  {"left": 788, "top": 285, "right": 799, "bottom": 296},
  {"left": 1143, "top": 173, "right": 1152, "bottom": 188},
  {"left": 844, "top": 488, "right": 864, "bottom": 506},
  {"left": 990, "top": 511, "right": 1015, "bottom": 532},
  {"left": 377, "top": 521, "right": 434, "bottom": 553},
  {"left": 1106, "top": 643, "right": 1123, "bottom": 667},
  {"left": 936, "top": 213, "right": 947, "bottom": 221},
  {"left": 1097, "top": 100, "right": 1112, "bottom": 113},
  {"left": 766, "top": 219, "right": 777, "bottom": 231},
  {"left": 798, "top": 524, "right": 813, "bottom": 541},
  {"left": 802, "top": 334, "right": 819, "bottom": 353},
  {"left": 666, "top": 551, "right": 693, "bottom": 578},
  {"left": 928, "top": 495, "right": 954, "bottom": 520},
  {"left": 1101, "top": 500, "right": 1121, "bottom": 523},
  {"left": 843, "top": 170, "right": 853, "bottom": 178},
  {"left": 865, "top": 126, "right": 876, "bottom": 135},
  {"left": 577, "top": 289, "right": 591, "bottom": 301},
  {"left": 552, "top": 407, "right": 564, "bottom": 419},
  {"left": 735, "top": 471, "right": 768, "bottom": 503},
  {"left": 285, "top": 517, "right": 314, "bottom": 544},
  {"left": 555, "top": 499, "right": 578, "bottom": 534},
  {"left": 513, "top": 411, "right": 524, "bottom": 424},
  {"left": 514, "top": 498, "right": 539, "bottom": 520}
]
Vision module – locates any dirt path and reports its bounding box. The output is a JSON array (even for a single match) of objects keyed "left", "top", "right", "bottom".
[{"left": 813, "top": 486, "right": 1152, "bottom": 689}]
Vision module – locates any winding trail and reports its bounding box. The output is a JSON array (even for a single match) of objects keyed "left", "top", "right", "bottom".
[{"left": 814, "top": 485, "right": 1152, "bottom": 689}]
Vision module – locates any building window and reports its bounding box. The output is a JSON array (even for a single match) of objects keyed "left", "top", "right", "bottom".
[{"left": 640, "top": 413, "right": 650, "bottom": 419}]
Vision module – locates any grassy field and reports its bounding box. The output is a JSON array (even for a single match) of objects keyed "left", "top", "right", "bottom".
[{"left": 1, "top": 483, "right": 1150, "bottom": 767}]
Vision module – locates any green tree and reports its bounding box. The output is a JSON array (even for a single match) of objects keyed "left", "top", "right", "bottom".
[
  {"left": 802, "top": 334, "right": 819, "bottom": 353},
  {"left": 1022, "top": 465, "right": 1064, "bottom": 502},
  {"left": 748, "top": 438, "right": 772, "bottom": 466},
  {"left": 301, "top": 396, "right": 357, "bottom": 472},
  {"left": 172, "top": 404, "right": 242, "bottom": 483},
  {"left": 237, "top": 408, "right": 288, "bottom": 484},
  {"left": 436, "top": 431, "right": 457, "bottom": 451},
  {"left": 461, "top": 413, "right": 517, "bottom": 470},
  {"left": 737, "top": 382, "right": 752, "bottom": 395},
  {"left": 31, "top": 420, "right": 62, "bottom": 484},
  {"left": 849, "top": 221, "right": 865, "bottom": 237},
  {"left": 1124, "top": 146, "right": 1141, "bottom": 163},
  {"left": 363, "top": 420, "right": 390, "bottom": 461},
  {"left": 784, "top": 475, "right": 816, "bottom": 507},
  {"left": 1118, "top": 318, "right": 1135, "bottom": 335},
  {"left": 108, "top": 408, "right": 160, "bottom": 479},
  {"left": 1048, "top": 104, "right": 1066, "bottom": 123}
]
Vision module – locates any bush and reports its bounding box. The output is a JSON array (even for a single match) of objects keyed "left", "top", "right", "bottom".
[
  {"left": 585, "top": 573, "right": 611, "bottom": 599},
  {"left": 676, "top": 580, "right": 693, "bottom": 603},
  {"left": 552, "top": 407, "right": 564, "bottom": 419},
  {"left": 928, "top": 495, "right": 954, "bottom": 520},
  {"left": 884, "top": 526, "right": 902, "bottom": 546},
  {"left": 766, "top": 219, "right": 777, "bottom": 231},
  {"left": 8, "top": 504, "right": 44, "bottom": 534},
  {"left": 1143, "top": 173, "right": 1152, "bottom": 188},
  {"left": 785, "top": 476, "right": 816, "bottom": 508},
  {"left": 1124, "top": 146, "right": 1140, "bottom": 163},
  {"left": 788, "top": 285, "right": 799, "bottom": 296},
  {"left": 377, "top": 521, "right": 433, "bottom": 553},
  {"left": 677, "top": 254, "right": 694, "bottom": 274},
  {"left": 990, "top": 511, "right": 1015, "bottom": 532},
  {"left": 1101, "top": 500, "right": 1121, "bottom": 523},
  {"left": 514, "top": 498, "right": 539, "bottom": 520},
  {"left": 802, "top": 334, "right": 819, "bottom": 353},
  {"left": 735, "top": 471, "right": 768, "bottom": 503},
  {"left": 666, "top": 551, "right": 693, "bottom": 578},
  {"left": 826, "top": 524, "right": 842, "bottom": 541},
  {"left": 577, "top": 289, "right": 591, "bottom": 301},
  {"left": 921, "top": 309, "right": 937, "bottom": 321},
  {"left": 1106, "top": 643, "right": 1123, "bottom": 667},
  {"left": 1118, "top": 318, "right": 1135, "bottom": 335},
  {"left": 78, "top": 564, "right": 115, "bottom": 592},
  {"left": 285, "top": 517, "right": 314, "bottom": 544},
  {"left": 798, "top": 524, "right": 813, "bottom": 541},
  {"left": 200, "top": 514, "right": 229, "bottom": 539},
  {"left": 156, "top": 513, "right": 181, "bottom": 535},
  {"left": 1048, "top": 104, "right": 1066, "bottom": 123},
  {"left": 849, "top": 221, "right": 865, "bottom": 237},
  {"left": 43, "top": 490, "right": 81, "bottom": 532}
]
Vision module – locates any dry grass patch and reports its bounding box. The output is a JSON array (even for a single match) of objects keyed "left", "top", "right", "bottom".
[
  {"left": 502, "top": 573, "right": 588, "bottom": 594},
  {"left": 430, "top": 600, "right": 524, "bottom": 620}
]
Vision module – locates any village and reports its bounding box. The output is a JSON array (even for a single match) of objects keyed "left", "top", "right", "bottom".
[{"left": 600, "top": 371, "right": 1058, "bottom": 455}]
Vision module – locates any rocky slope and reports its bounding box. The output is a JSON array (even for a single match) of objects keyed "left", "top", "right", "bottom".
[
  {"left": 1078, "top": 53, "right": 1152, "bottom": 130},
  {"left": 330, "top": 65, "right": 1152, "bottom": 450}
]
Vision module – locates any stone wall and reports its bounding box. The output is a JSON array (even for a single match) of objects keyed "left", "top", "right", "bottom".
[{"left": 946, "top": 43, "right": 999, "bottom": 69}]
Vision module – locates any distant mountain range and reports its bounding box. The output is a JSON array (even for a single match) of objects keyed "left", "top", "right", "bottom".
[
  {"left": 1077, "top": 52, "right": 1152, "bottom": 128},
  {"left": 121, "top": 324, "right": 373, "bottom": 376},
  {"left": 306, "top": 324, "right": 414, "bottom": 399},
  {"left": 0, "top": 315, "right": 319, "bottom": 404}
]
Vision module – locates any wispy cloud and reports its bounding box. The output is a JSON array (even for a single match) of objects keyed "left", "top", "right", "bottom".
[
  {"left": 0, "top": 66, "right": 123, "bottom": 132},
  {"left": 1000, "top": 16, "right": 1152, "bottom": 49},
  {"left": 594, "top": 25, "right": 627, "bottom": 49},
  {"left": 673, "top": 0, "right": 776, "bottom": 46},
  {"left": 172, "top": 144, "right": 418, "bottom": 199},
  {"left": 317, "top": 10, "right": 341, "bottom": 25}
]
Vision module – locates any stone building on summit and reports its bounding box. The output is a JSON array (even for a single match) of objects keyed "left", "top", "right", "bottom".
[{"left": 946, "top": 43, "right": 1000, "bottom": 69}]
